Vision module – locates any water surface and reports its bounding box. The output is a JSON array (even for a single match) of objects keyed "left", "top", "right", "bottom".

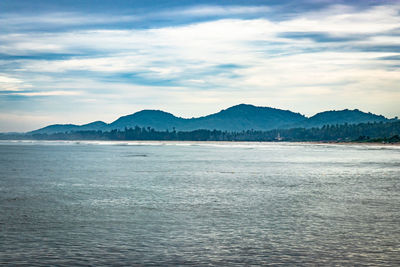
[{"left": 1, "top": 141, "right": 399, "bottom": 266}]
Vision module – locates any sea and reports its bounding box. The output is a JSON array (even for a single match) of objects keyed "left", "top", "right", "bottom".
[{"left": 0, "top": 140, "right": 399, "bottom": 266}]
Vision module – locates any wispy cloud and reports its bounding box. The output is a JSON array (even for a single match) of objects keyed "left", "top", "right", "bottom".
[
  {"left": 0, "top": 75, "right": 23, "bottom": 84},
  {"left": 1, "top": 2, "right": 400, "bottom": 131},
  {"left": 0, "top": 12, "right": 139, "bottom": 32},
  {"left": 7, "top": 91, "right": 82, "bottom": 97},
  {"left": 158, "top": 5, "right": 271, "bottom": 17}
]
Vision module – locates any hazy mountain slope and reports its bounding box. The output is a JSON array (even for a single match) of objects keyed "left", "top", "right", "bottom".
[
  {"left": 107, "top": 110, "right": 187, "bottom": 131},
  {"left": 295, "top": 109, "right": 388, "bottom": 128},
  {"left": 30, "top": 124, "right": 81, "bottom": 134},
  {"left": 28, "top": 105, "right": 391, "bottom": 134},
  {"left": 30, "top": 121, "right": 107, "bottom": 134},
  {"left": 185, "top": 104, "right": 306, "bottom": 131},
  {"left": 79, "top": 121, "right": 108, "bottom": 131}
]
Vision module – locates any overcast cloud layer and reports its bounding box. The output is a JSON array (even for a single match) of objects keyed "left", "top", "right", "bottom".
[{"left": 1, "top": 0, "right": 399, "bottom": 132}]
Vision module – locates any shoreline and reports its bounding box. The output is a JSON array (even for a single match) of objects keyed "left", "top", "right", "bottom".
[{"left": 1, "top": 139, "right": 399, "bottom": 146}]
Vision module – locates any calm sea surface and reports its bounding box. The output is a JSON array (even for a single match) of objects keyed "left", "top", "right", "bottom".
[{"left": 0, "top": 141, "right": 399, "bottom": 266}]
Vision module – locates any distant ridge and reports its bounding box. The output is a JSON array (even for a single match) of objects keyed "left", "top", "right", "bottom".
[
  {"left": 295, "top": 109, "right": 388, "bottom": 128},
  {"left": 109, "top": 110, "right": 187, "bottom": 131},
  {"left": 29, "top": 104, "right": 393, "bottom": 134}
]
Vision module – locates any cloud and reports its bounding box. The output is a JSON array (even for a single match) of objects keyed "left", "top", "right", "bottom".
[
  {"left": 0, "top": 12, "right": 139, "bottom": 32},
  {"left": 278, "top": 32, "right": 366, "bottom": 43},
  {"left": 1, "top": 2, "right": 400, "bottom": 131},
  {"left": 0, "top": 75, "right": 23, "bottom": 84},
  {"left": 0, "top": 75, "right": 32, "bottom": 92},
  {"left": 158, "top": 5, "right": 271, "bottom": 17},
  {"left": 7, "top": 90, "right": 82, "bottom": 96}
]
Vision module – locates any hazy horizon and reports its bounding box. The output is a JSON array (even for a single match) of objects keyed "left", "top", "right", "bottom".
[{"left": 1, "top": 0, "right": 400, "bottom": 132}]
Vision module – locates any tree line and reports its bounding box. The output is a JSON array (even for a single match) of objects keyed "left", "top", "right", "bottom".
[{"left": 4, "top": 120, "right": 396, "bottom": 143}]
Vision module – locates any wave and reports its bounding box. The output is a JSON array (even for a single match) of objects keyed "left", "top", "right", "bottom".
[{"left": 1, "top": 140, "right": 399, "bottom": 150}]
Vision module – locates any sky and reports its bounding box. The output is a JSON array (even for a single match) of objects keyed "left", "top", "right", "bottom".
[{"left": 1, "top": 0, "right": 400, "bottom": 132}]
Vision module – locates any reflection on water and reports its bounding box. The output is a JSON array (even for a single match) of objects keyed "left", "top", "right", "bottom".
[{"left": 0, "top": 141, "right": 399, "bottom": 266}]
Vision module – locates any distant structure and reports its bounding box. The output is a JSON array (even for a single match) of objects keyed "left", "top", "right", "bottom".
[{"left": 275, "top": 132, "right": 283, "bottom": 141}]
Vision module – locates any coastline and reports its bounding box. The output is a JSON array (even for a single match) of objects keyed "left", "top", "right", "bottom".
[{"left": 1, "top": 139, "right": 399, "bottom": 147}]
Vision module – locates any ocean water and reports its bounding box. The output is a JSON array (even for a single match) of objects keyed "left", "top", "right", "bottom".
[{"left": 0, "top": 141, "right": 399, "bottom": 266}]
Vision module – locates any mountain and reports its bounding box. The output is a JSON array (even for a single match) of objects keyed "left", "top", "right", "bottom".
[
  {"left": 79, "top": 121, "right": 108, "bottom": 131},
  {"left": 183, "top": 104, "right": 306, "bottom": 131},
  {"left": 30, "top": 104, "right": 306, "bottom": 134},
  {"left": 293, "top": 109, "right": 388, "bottom": 128},
  {"left": 31, "top": 121, "right": 107, "bottom": 134},
  {"left": 28, "top": 104, "right": 392, "bottom": 134},
  {"left": 109, "top": 110, "right": 187, "bottom": 130},
  {"left": 31, "top": 124, "right": 81, "bottom": 134}
]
